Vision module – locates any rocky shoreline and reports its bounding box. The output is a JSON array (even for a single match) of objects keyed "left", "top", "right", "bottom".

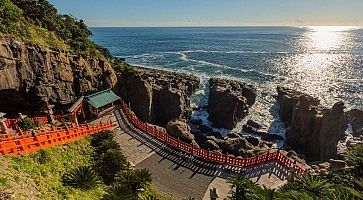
[
  {"left": 1, "top": 37, "right": 363, "bottom": 173},
  {"left": 115, "top": 65, "right": 363, "bottom": 173}
]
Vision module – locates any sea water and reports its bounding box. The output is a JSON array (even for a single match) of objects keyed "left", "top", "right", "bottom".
[{"left": 91, "top": 26, "right": 363, "bottom": 141}]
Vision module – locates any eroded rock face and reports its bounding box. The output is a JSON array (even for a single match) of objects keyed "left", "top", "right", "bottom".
[
  {"left": 166, "top": 119, "right": 195, "bottom": 143},
  {"left": 117, "top": 66, "right": 200, "bottom": 127},
  {"left": 347, "top": 109, "right": 363, "bottom": 137},
  {"left": 208, "top": 78, "right": 257, "bottom": 130},
  {"left": 0, "top": 36, "right": 117, "bottom": 113},
  {"left": 277, "top": 86, "right": 348, "bottom": 161}
]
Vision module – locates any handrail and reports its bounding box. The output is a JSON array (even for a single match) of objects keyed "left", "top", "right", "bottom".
[
  {"left": 0, "top": 123, "right": 113, "bottom": 156},
  {"left": 119, "top": 100, "right": 305, "bottom": 176}
]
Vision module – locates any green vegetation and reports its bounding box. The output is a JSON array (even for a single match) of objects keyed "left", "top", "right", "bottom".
[
  {"left": 0, "top": 0, "right": 110, "bottom": 58},
  {"left": 227, "top": 145, "right": 363, "bottom": 200},
  {"left": 0, "top": 137, "right": 103, "bottom": 199},
  {"left": 17, "top": 117, "right": 36, "bottom": 130},
  {"left": 62, "top": 166, "right": 100, "bottom": 190},
  {"left": 112, "top": 57, "right": 135, "bottom": 75},
  {"left": 0, "top": 131, "right": 163, "bottom": 199},
  {"left": 347, "top": 144, "right": 363, "bottom": 175}
]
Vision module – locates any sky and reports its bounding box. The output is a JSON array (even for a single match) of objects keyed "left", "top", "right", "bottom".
[{"left": 48, "top": 0, "right": 363, "bottom": 27}]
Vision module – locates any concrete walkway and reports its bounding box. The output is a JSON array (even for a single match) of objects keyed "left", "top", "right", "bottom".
[{"left": 98, "top": 109, "right": 289, "bottom": 199}]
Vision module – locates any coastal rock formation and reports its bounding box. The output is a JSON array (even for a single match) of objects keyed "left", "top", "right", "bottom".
[
  {"left": 117, "top": 66, "right": 200, "bottom": 127},
  {"left": 242, "top": 124, "right": 284, "bottom": 141},
  {"left": 166, "top": 119, "right": 195, "bottom": 143},
  {"left": 276, "top": 86, "right": 348, "bottom": 161},
  {"left": 0, "top": 36, "right": 117, "bottom": 113},
  {"left": 347, "top": 109, "right": 363, "bottom": 137},
  {"left": 208, "top": 78, "right": 257, "bottom": 130}
]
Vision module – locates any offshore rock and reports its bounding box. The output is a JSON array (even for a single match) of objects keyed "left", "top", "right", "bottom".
[
  {"left": 117, "top": 66, "right": 200, "bottom": 127},
  {"left": 208, "top": 78, "right": 257, "bottom": 130},
  {"left": 276, "top": 86, "right": 348, "bottom": 161},
  {"left": 0, "top": 36, "right": 117, "bottom": 113},
  {"left": 347, "top": 109, "right": 363, "bottom": 137}
]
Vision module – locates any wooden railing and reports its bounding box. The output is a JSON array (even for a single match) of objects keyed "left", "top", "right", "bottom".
[
  {"left": 120, "top": 100, "right": 305, "bottom": 176},
  {"left": 0, "top": 123, "right": 113, "bottom": 156},
  {"left": 5, "top": 115, "right": 65, "bottom": 130}
]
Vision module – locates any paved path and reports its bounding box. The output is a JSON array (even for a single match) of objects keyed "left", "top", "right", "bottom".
[{"left": 98, "top": 109, "right": 289, "bottom": 199}]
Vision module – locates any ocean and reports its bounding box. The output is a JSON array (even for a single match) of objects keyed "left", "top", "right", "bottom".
[{"left": 91, "top": 26, "right": 363, "bottom": 140}]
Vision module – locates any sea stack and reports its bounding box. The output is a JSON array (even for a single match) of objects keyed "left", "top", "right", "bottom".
[
  {"left": 117, "top": 66, "right": 200, "bottom": 127},
  {"left": 276, "top": 86, "right": 348, "bottom": 161},
  {"left": 207, "top": 78, "right": 256, "bottom": 130}
]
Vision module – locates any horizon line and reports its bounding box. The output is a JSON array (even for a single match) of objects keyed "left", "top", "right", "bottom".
[{"left": 89, "top": 25, "right": 362, "bottom": 28}]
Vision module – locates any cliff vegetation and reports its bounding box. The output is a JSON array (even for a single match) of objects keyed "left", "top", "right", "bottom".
[{"left": 0, "top": 0, "right": 110, "bottom": 59}]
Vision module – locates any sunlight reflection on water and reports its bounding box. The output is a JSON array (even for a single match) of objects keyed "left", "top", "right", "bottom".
[{"left": 276, "top": 26, "right": 362, "bottom": 107}]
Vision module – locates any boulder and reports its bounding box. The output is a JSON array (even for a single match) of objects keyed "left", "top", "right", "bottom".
[
  {"left": 207, "top": 131, "right": 223, "bottom": 139},
  {"left": 347, "top": 109, "right": 363, "bottom": 137},
  {"left": 242, "top": 124, "right": 284, "bottom": 141},
  {"left": 228, "top": 133, "right": 241, "bottom": 138},
  {"left": 245, "top": 136, "right": 259, "bottom": 146},
  {"left": 220, "top": 137, "right": 254, "bottom": 156},
  {"left": 190, "top": 118, "right": 203, "bottom": 126},
  {"left": 260, "top": 133, "right": 284, "bottom": 141},
  {"left": 208, "top": 78, "right": 256, "bottom": 130},
  {"left": 246, "top": 120, "right": 262, "bottom": 129},
  {"left": 166, "top": 119, "right": 195, "bottom": 143},
  {"left": 277, "top": 86, "right": 348, "bottom": 161},
  {"left": 329, "top": 159, "right": 347, "bottom": 172},
  {"left": 199, "top": 124, "right": 213, "bottom": 134},
  {"left": 204, "top": 140, "right": 220, "bottom": 151}
]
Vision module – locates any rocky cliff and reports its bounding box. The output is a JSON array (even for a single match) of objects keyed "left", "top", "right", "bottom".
[
  {"left": 117, "top": 66, "right": 200, "bottom": 127},
  {"left": 208, "top": 78, "right": 256, "bottom": 130},
  {"left": 276, "top": 86, "right": 348, "bottom": 161},
  {"left": 0, "top": 36, "right": 117, "bottom": 113}
]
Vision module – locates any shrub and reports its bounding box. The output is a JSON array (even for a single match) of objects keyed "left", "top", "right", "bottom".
[
  {"left": 34, "top": 149, "right": 51, "bottom": 164},
  {"left": 95, "top": 149, "right": 128, "bottom": 185},
  {"left": 116, "top": 169, "right": 152, "bottom": 195},
  {"left": 103, "top": 183, "right": 134, "bottom": 200},
  {"left": 91, "top": 131, "right": 115, "bottom": 148},
  {"left": 17, "top": 117, "right": 36, "bottom": 130},
  {"left": 0, "top": 0, "right": 22, "bottom": 33},
  {"left": 347, "top": 145, "right": 363, "bottom": 175},
  {"left": 112, "top": 58, "right": 135, "bottom": 75},
  {"left": 62, "top": 166, "right": 100, "bottom": 190}
]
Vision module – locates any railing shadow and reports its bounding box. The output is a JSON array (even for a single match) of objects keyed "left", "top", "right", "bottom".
[{"left": 114, "top": 108, "right": 292, "bottom": 181}]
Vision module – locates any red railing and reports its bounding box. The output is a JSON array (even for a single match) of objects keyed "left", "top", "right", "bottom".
[
  {"left": 0, "top": 123, "right": 113, "bottom": 156},
  {"left": 120, "top": 100, "right": 305, "bottom": 176},
  {"left": 4, "top": 114, "right": 68, "bottom": 130},
  {"left": 5, "top": 116, "right": 50, "bottom": 130}
]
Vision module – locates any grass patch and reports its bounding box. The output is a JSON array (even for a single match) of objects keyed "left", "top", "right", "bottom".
[{"left": 0, "top": 137, "right": 105, "bottom": 200}]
